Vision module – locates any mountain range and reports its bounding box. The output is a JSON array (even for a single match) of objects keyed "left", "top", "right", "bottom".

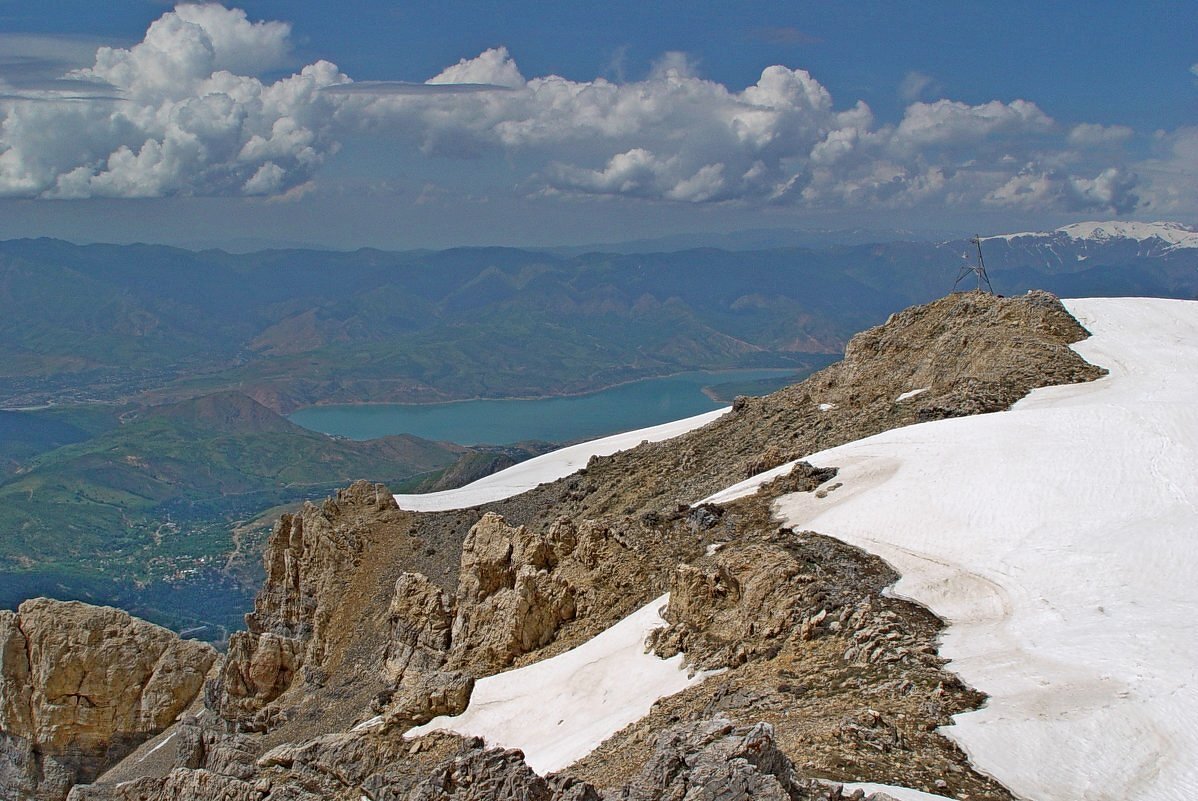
[
  {"left": 0, "top": 220, "right": 1195, "bottom": 640},
  {"left": 2, "top": 221, "right": 1195, "bottom": 413}
]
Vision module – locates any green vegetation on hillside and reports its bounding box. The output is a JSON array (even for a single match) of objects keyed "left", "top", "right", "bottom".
[{"left": 0, "top": 393, "right": 468, "bottom": 640}]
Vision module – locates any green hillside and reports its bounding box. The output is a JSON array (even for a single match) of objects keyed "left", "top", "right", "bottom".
[{"left": 0, "top": 393, "right": 466, "bottom": 640}]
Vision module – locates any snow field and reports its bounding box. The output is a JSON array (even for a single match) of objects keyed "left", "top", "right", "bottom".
[
  {"left": 709, "top": 297, "right": 1198, "bottom": 801},
  {"left": 393, "top": 408, "right": 728, "bottom": 511},
  {"left": 405, "top": 594, "right": 708, "bottom": 774}
]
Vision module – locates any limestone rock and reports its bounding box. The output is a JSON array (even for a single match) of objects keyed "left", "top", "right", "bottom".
[
  {"left": 650, "top": 534, "right": 862, "bottom": 670},
  {"left": 612, "top": 717, "right": 879, "bottom": 801},
  {"left": 383, "top": 670, "right": 474, "bottom": 730},
  {"left": 0, "top": 600, "right": 216, "bottom": 801},
  {"left": 448, "top": 513, "right": 578, "bottom": 674},
  {"left": 385, "top": 573, "right": 454, "bottom": 684},
  {"left": 210, "top": 481, "right": 399, "bottom": 728},
  {"left": 210, "top": 631, "right": 301, "bottom": 731},
  {"left": 378, "top": 572, "right": 474, "bottom": 726},
  {"left": 406, "top": 745, "right": 555, "bottom": 801},
  {"left": 249, "top": 480, "right": 397, "bottom": 642},
  {"left": 66, "top": 768, "right": 260, "bottom": 801}
]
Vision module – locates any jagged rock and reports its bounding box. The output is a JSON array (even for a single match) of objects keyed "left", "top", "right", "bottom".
[
  {"left": 755, "top": 461, "right": 839, "bottom": 496},
  {"left": 211, "top": 631, "right": 301, "bottom": 730},
  {"left": 0, "top": 600, "right": 216, "bottom": 801},
  {"left": 380, "top": 573, "right": 474, "bottom": 726},
  {"left": 383, "top": 671, "right": 474, "bottom": 730},
  {"left": 834, "top": 709, "right": 908, "bottom": 754},
  {"left": 650, "top": 536, "right": 852, "bottom": 670},
  {"left": 211, "top": 481, "right": 399, "bottom": 728},
  {"left": 406, "top": 745, "right": 556, "bottom": 801},
  {"left": 385, "top": 574, "right": 454, "bottom": 684},
  {"left": 448, "top": 513, "right": 578, "bottom": 674},
  {"left": 66, "top": 768, "right": 260, "bottom": 801},
  {"left": 685, "top": 504, "right": 723, "bottom": 531},
  {"left": 173, "top": 718, "right": 259, "bottom": 779},
  {"left": 611, "top": 717, "right": 879, "bottom": 801},
  {"left": 250, "top": 480, "right": 396, "bottom": 642}
]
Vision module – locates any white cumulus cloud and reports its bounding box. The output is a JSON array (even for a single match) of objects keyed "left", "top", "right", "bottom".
[
  {"left": 0, "top": 4, "right": 1174, "bottom": 216},
  {"left": 1067, "top": 122, "right": 1134, "bottom": 147},
  {"left": 0, "top": 4, "right": 342, "bottom": 199},
  {"left": 898, "top": 70, "right": 941, "bottom": 102}
]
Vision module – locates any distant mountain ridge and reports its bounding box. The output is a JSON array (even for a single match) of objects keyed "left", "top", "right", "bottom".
[
  {"left": 150, "top": 391, "right": 308, "bottom": 435},
  {"left": 985, "top": 220, "right": 1198, "bottom": 250},
  {"left": 1, "top": 222, "right": 1195, "bottom": 412}
]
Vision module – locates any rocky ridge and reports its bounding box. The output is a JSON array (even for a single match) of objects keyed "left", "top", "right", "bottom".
[
  {"left": 4, "top": 290, "right": 1106, "bottom": 801},
  {"left": 0, "top": 600, "right": 216, "bottom": 801}
]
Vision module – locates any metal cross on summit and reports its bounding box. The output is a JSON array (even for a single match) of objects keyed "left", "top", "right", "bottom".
[{"left": 954, "top": 234, "right": 995, "bottom": 294}]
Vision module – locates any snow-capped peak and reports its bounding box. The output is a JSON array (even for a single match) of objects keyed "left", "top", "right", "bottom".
[
  {"left": 1055, "top": 220, "right": 1198, "bottom": 248},
  {"left": 985, "top": 220, "right": 1198, "bottom": 250}
]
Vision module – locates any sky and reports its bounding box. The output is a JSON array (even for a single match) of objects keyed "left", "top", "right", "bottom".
[{"left": 0, "top": 1, "right": 1194, "bottom": 250}]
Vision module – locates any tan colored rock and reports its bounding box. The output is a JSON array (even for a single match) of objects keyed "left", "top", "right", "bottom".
[
  {"left": 212, "top": 481, "right": 399, "bottom": 727},
  {"left": 385, "top": 573, "right": 453, "bottom": 684},
  {"left": 380, "top": 573, "right": 473, "bottom": 727},
  {"left": 212, "top": 631, "right": 300, "bottom": 728},
  {"left": 67, "top": 768, "right": 260, "bottom": 801},
  {"left": 0, "top": 600, "right": 216, "bottom": 801},
  {"left": 0, "top": 611, "right": 33, "bottom": 736},
  {"left": 650, "top": 531, "right": 896, "bottom": 671},
  {"left": 448, "top": 513, "right": 577, "bottom": 673}
]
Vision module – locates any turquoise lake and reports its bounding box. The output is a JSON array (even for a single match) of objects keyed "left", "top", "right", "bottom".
[{"left": 289, "top": 369, "right": 801, "bottom": 445}]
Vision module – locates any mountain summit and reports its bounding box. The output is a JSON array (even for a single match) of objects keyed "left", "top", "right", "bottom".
[{"left": 3, "top": 290, "right": 1130, "bottom": 801}]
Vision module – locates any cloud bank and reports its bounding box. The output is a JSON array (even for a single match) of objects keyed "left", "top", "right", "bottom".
[
  {"left": 0, "top": 4, "right": 342, "bottom": 198},
  {"left": 0, "top": 3, "right": 1189, "bottom": 217}
]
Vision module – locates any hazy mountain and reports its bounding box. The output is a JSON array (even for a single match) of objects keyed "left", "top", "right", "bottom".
[{"left": 2, "top": 223, "right": 1195, "bottom": 412}]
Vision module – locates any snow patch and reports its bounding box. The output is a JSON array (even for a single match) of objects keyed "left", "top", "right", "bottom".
[
  {"left": 135, "top": 731, "right": 176, "bottom": 764},
  {"left": 818, "top": 402, "right": 836, "bottom": 411},
  {"left": 894, "top": 387, "right": 929, "bottom": 402},
  {"left": 405, "top": 594, "right": 707, "bottom": 774},
  {"left": 394, "top": 408, "right": 728, "bottom": 511},
  {"left": 715, "top": 297, "right": 1198, "bottom": 801},
  {"left": 351, "top": 715, "right": 383, "bottom": 733},
  {"left": 843, "top": 784, "right": 955, "bottom": 801}
]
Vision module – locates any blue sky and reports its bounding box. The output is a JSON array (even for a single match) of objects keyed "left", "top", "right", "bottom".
[{"left": 0, "top": 1, "right": 1194, "bottom": 249}]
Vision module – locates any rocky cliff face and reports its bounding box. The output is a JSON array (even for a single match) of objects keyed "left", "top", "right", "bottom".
[
  {"left": 14, "top": 291, "right": 1106, "bottom": 801},
  {"left": 0, "top": 600, "right": 216, "bottom": 801},
  {"left": 211, "top": 481, "right": 400, "bottom": 730}
]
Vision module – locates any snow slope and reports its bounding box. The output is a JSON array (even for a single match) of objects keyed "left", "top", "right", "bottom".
[
  {"left": 1057, "top": 220, "right": 1198, "bottom": 248},
  {"left": 394, "top": 408, "right": 727, "bottom": 511},
  {"left": 984, "top": 220, "right": 1198, "bottom": 250},
  {"left": 708, "top": 297, "right": 1198, "bottom": 801},
  {"left": 406, "top": 594, "right": 706, "bottom": 774}
]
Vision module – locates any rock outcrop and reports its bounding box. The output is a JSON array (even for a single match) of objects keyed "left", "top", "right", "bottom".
[
  {"left": 448, "top": 513, "right": 579, "bottom": 674},
  {"left": 378, "top": 511, "right": 655, "bottom": 722},
  {"left": 613, "top": 717, "right": 894, "bottom": 801},
  {"left": 211, "top": 481, "right": 399, "bottom": 729},
  {"left": 379, "top": 573, "right": 471, "bottom": 727},
  {"left": 43, "top": 290, "right": 1104, "bottom": 801},
  {"left": 0, "top": 600, "right": 216, "bottom": 801}
]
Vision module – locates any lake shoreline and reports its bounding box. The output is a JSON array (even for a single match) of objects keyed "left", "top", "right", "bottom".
[
  {"left": 287, "top": 368, "right": 810, "bottom": 445},
  {"left": 286, "top": 367, "right": 807, "bottom": 413}
]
